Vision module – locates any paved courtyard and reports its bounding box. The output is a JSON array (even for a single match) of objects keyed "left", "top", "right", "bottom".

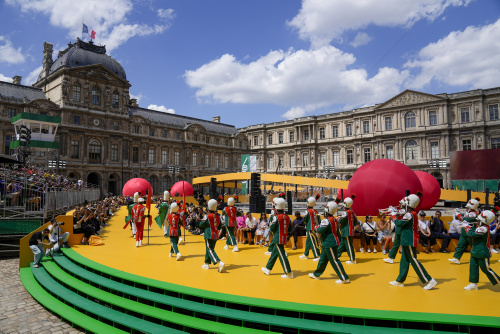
[{"left": 0, "top": 258, "right": 83, "bottom": 334}]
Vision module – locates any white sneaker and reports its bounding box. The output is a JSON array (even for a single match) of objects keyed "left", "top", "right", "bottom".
[
  {"left": 261, "top": 267, "right": 270, "bottom": 275},
  {"left": 313, "top": 257, "right": 320, "bottom": 262},
  {"left": 309, "top": 273, "right": 319, "bottom": 280},
  {"left": 178, "top": 237, "right": 183, "bottom": 245},
  {"left": 281, "top": 273, "right": 294, "bottom": 279},
  {"left": 218, "top": 261, "right": 225, "bottom": 273},
  {"left": 464, "top": 283, "right": 478, "bottom": 290},
  {"left": 373, "top": 249, "right": 377, "bottom": 253},
  {"left": 299, "top": 255, "right": 308, "bottom": 259},
  {"left": 383, "top": 258, "right": 394, "bottom": 264},
  {"left": 169, "top": 253, "right": 172, "bottom": 258},
  {"left": 45, "top": 248, "right": 51, "bottom": 256},
  {"left": 135, "top": 241, "right": 139, "bottom": 247},
  {"left": 336, "top": 279, "right": 350, "bottom": 284},
  {"left": 202, "top": 264, "right": 209, "bottom": 269},
  {"left": 224, "top": 245, "right": 229, "bottom": 250},
  {"left": 232, "top": 246, "right": 239, "bottom": 252},
  {"left": 139, "top": 240, "right": 142, "bottom": 246},
  {"left": 264, "top": 251, "right": 272, "bottom": 255},
  {"left": 382, "top": 249, "right": 387, "bottom": 255},
  {"left": 448, "top": 258, "right": 460, "bottom": 265},
  {"left": 491, "top": 248, "right": 499, "bottom": 254},
  {"left": 360, "top": 248, "right": 365, "bottom": 253},
  {"left": 176, "top": 253, "right": 181, "bottom": 261},
  {"left": 367, "top": 249, "right": 371, "bottom": 253},
  {"left": 424, "top": 278, "right": 438, "bottom": 290},
  {"left": 389, "top": 280, "right": 404, "bottom": 287},
  {"left": 345, "top": 260, "right": 356, "bottom": 264}
]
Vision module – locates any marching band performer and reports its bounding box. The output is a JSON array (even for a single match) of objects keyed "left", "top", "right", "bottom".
[
  {"left": 265, "top": 196, "right": 280, "bottom": 256},
  {"left": 132, "top": 197, "right": 149, "bottom": 247},
  {"left": 384, "top": 205, "right": 403, "bottom": 264},
  {"left": 166, "top": 202, "right": 182, "bottom": 260},
  {"left": 261, "top": 197, "right": 293, "bottom": 279},
  {"left": 463, "top": 207, "right": 500, "bottom": 290},
  {"left": 155, "top": 191, "right": 170, "bottom": 237},
  {"left": 300, "top": 195, "right": 321, "bottom": 261},
  {"left": 449, "top": 197, "right": 480, "bottom": 265},
  {"left": 309, "top": 198, "right": 350, "bottom": 283},
  {"left": 222, "top": 196, "right": 241, "bottom": 252},
  {"left": 200, "top": 199, "right": 225, "bottom": 272},
  {"left": 337, "top": 195, "right": 358, "bottom": 264},
  {"left": 389, "top": 192, "right": 438, "bottom": 290},
  {"left": 125, "top": 192, "right": 139, "bottom": 238}
]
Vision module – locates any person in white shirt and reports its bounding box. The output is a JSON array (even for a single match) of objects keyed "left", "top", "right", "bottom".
[
  {"left": 417, "top": 211, "right": 435, "bottom": 253},
  {"left": 244, "top": 212, "right": 258, "bottom": 245},
  {"left": 362, "top": 216, "right": 378, "bottom": 253},
  {"left": 449, "top": 208, "right": 463, "bottom": 240},
  {"left": 46, "top": 218, "right": 70, "bottom": 256}
]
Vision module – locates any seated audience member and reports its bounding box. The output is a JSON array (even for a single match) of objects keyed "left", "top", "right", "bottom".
[
  {"left": 288, "top": 211, "right": 306, "bottom": 250},
  {"left": 244, "top": 212, "right": 258, "bottom": 245},
  {"left": 236, "top": 211, "right": 247, "bottom": 243},
  {"left": 255, "top": 213, "right": 269, "bottom": 246},
  {"left": 490, "top": 214, "right": 500, "bottom": 254},
  {"left": 362, "top": 215, "right": 378, "bottom": 253},
  {"left": 418, "top": 211, "right": 436, "bottom": 253},
  {"left": 354, "top": 219, "right": 367, "bottom": 253},
  {"left": 376, "top": 213, "right": 392, "bottom": 255},
  {"left": 29, "top": 228, "right": 50, "bottom": 268},
  {"left": 430, "top": 210, "right": 452, "bottom": 253},
  {"left": 46, "top": 217, "right": 70, "bottom": 255},
  {"left": 73, "top": 210, "right": 94, "bottom": 245},
  {"left": 449, "top": 209, "right": 463, "bottom": 240}
]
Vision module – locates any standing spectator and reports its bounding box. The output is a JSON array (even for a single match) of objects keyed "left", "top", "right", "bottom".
[
  {"left": 28, "top": 229, "right": 50, "bottom": 268},
  {"left": 362, "top": 215, "right": 378, "bottom": 253},
  {"left": 288, "top": 211, "right": 306, "bottom": 250},
  {"left": 244, "top": 212, "right": 258, "bottom": 245},
  {"left": 417, "top": 211, "right": 436, "bottom": 253},
  {"left": 376, "top": 213, "right": 391, "bottom": 255},
  {"left": 429, "top": 211, "right": 452, "bottom": 253}
]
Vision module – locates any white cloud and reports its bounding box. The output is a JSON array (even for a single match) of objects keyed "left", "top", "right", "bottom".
[
  {"left": 185, "top": 46, "right": 408, "bottom": 119},
  {"left": 288, "top": 0, "right": 471, "bottom": 48},
  {"left": 148, "top": 104, "right": 175, "bottom": 114},
  {"left": 6, "top": 0, "right": 175, "bottom": 52},
  {"left": 405, "top": 18, "right": 500, "bottom": 89},
  {"left": 350, "top": 32, "right": 372, "bottom": 48},
  {"left": 130, "top": 92, "right": 143, "bottom": 103},
  {"left": 0, "top": 73, "right": 13, "bottom": 82},
  {"left": 25, "top": 66, "right": 43, "bottom": 85},
  {"left": 0, "top": 36, "right": 26, "bottom": 64}
]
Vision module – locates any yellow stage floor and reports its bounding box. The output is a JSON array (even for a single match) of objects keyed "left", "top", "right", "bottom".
[{"left": 73, "top": 206, "right": 500, "bottom": 320}]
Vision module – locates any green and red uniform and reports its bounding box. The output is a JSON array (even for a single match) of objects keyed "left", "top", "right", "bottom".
[
  {"left": 303, "top": 208, "right": 321, "bottom": 258},
  {"left": 466, "top": 225, "right": 500, "bottom": 285},
  {"left": 265, "top": 213, "right": 292, "bottom": 274},
  {"left": 222, "top": 206, "right": 241, "bottom": 247},
  {"left": 200, "top": 213, "right": 222, "bottom": 265},
  {"left": 337, "top": 209, "right": 357, "bottom": 261},
  {"left": 167, "top": 212, "right": 181, "bottom": 255}
]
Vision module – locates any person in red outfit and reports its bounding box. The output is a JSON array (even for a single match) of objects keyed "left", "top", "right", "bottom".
[{"left": 132, "top": 197, "right": 149, "bottom": 247}]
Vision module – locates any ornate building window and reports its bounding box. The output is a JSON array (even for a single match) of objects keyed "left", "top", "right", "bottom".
[
  {"left": 363, "top": 121, "right": 370, "bottom": 134},
  {"left": 8, "top": 108, "right": 16, "bottom": 118},
  {"left": 150, "top": 129, "right": 155, "bottom": 136},
  {"left": 163, "top": 131, "right": 168, "bottom": 138},
  {"left": 319, "top": 152, "right": 326, "bottom": 166},
  {"left": 112, "top": 91, "right": 119, "bottom": 108},
  {"left": 405, "top": 112, "right": 416, "bottom": 128},
  {"left": 214, "top": 155, "right": 219, "bottom": 169},
  {"left": 72, "top": 83, "right": 81, "bottom": 102},
  {"left": 319, "top": 127, "right": 325, "bottom": 139},
  {"left": 492, "top": 138, "right": 500, "bottom": 149},
  {"left": 205, "top": 154, "right": 210, "bottom": 168},
  {"left": 290, "top": 155, "right": 295, "bottom": 168},
  {"left": 162, "top": 176, "right": 169, "bottom": 191},
  {"left": 460, "top": 107, "right": 470, "bottom": 123},
  {"left": 303, "top": 154, "right": 309, "bottom": 167},
  {"left": 386, "top": 146, "right": 394, "bottom": 160},
  {"left": 192, "top": 152, "right": 197, "bottom": 167},
  {"left": 385, "top": 116, "right": 392, "bottom": 130},
  {"left": 253, "top": 136, "right": 258, "bottom": 146},
  {"left": 268, "top": 134, "right": 273, "bottom": 145},
  {"left": 333, "top": 151, "right": 339, "bottom": 165},
  {"left": 149, "top": 149, "right": 155, "bottom": 164},
  {"left": 364, "top": 148, "right": 371, "bottom": 163},
  {"left": 132, "top": 147, "right": 139, "bottom": 163},
  {"left": 332, "top": 126, "right": 338, "bottom": 138},
  {"left": 405, "top": 140, "right": 418, "bottom": 160},
  {"left": 268, "top": 156, "right": 274, "bottom": 169},
  {"left": 91, "top": 86, "right": 101, "bottom": 105},
  {"left": 225, "top": 156, "right": 229, "bottom": 169},
  {"left": 430, "top": 141, "right": 439, "bottom": 159},
  {"left": 113, "top": 121, "right": 119, "bottom": 130},
  {"left": 289, "top": 131, "right": 295, "bottom": 142},
  {"left": 304, "top": 129, "right": 309, "bottom": 140},
  {"left": 70, "top": 140, "right": 79, "bottom": 159},
  {"left": 429, "top": 110, "right": 437, "bottom": 125},
  {"left": 174, "top": 151, "right": 180, "bottom": 166},
  {"left": 489, "top": 104, "right": 499, "bottom": 120},
  {"left": 346, "top": 150, "right": 353, "bottom": 164},
  {"left": 346, "top": 124, "right": 352, "bottom": 136},
  {"left": 162, "top": 150, "right": 168, "bottom": 165},
  {"left": 88, "top": 139, "right": 101, "bottom": 162},
  {"left": 73, "top": 116, "right": 80, "bottom": 125},
  {"left": 111, "top": 144, "right": 118, "bottom": 161},
  {"left": 134, "top": 125, "right": 140, "bottom": 134},
  {"left": 278, "top": 132, "right": 284, "bottom": 143},
  {"left": 462, "top": 139, "right": 472, "bottom": 151}
]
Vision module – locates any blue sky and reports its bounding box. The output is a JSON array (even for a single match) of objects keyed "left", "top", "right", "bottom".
[{"left": 1, "top": 0, "right": 499, "bottom": 128}]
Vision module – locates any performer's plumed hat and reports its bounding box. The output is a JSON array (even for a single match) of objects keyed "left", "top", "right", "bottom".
[
  {"left": 133, "top": 192, "right": 140, "bottom": 203},
  {"left": 138, "top": 197, "right": 145, "bottom": 203},
  {"left": 164, "top": 191, "right": 170, "bottom": 201},
  {"left": 465, "top": 197, "right": 480, "bottom": 210},
  {"left": 343, "top": 194, "right": 356, "bottom": 209},
  {"left": 307, "top": 197, "right": 316, "bottom": 207},
  {"left": 401, "top": 191, "right": 422, "bottom": 209},
  {"left": 477, "top": 210, "right": 496, "bottom": 225},
  {"left": 170, "top": 202, "right": 179, "bottom": 213},
  {"left": 325, "top": 201, "right": 338, "bottom": 215},
  {"left": 275, "top": 198, "right": 286, "bottom": 210},
  {"left": 208, "top": 199, "right": 218, "bottom": 211},
  {"left": 227, "top": 197, "right": 235, "bottom": 207}
]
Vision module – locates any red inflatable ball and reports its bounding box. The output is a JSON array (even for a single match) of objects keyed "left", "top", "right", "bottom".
[
  {"left": 122, "top": 178, "right": 152, "bottom": 197},
  {"left": 414, "top": 171, "right": 441, "bottom": 210},
  {"left": 347, "top": 159, "right": 422, "bottom": 216},
  {"left": 170, "top": 181, "right": 193, "bottom": 197},
  {"left": 336, "top": 188, "right": 350, "bottom": 199}
]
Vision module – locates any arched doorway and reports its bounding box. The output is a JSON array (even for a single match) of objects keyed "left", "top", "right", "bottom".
[
  {"left": 431, "top": 172, "right": 444, "bottom": 188},
  {"left": 108, "top": 173, "right": 119, "bottom": 195},
  {"left": 87, "top": 172, "right": 100, "bottom": 188}
]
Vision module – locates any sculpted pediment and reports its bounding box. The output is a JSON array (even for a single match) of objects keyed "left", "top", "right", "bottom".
[
  {"left": 377, "top": 90, "right": 444, "bottom": 109},
  {"left": 67, "top": 65, "right": 126, "bottom": 85}
]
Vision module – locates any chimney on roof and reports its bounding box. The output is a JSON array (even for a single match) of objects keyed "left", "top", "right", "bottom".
[
  {"left": 12, "top": 76, "right": 22, "bottom": 85},
  {"left": 129, "top": 98, "right": 138, "bottom": 107},
  {"left": 42, "top": 42, "right": 53, "bottom": 79},
  {"left": 213, "top": 116, "right": 220, "bottom": 123}
]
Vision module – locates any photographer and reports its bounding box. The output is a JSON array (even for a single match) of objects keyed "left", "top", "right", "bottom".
[
  {"left": 46, "top": 218, "right": 70, "bottom": 256},
  {"left": 73, "top": 210, "right": 94, "bottom": 245},
  {"left": 29, "top": 228, "right": 50, "bottom": 268}
]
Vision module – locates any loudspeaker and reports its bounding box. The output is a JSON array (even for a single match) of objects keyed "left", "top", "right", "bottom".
[
  {"left": 287, "top": 191, "right": 292, "bottom": 215},
  {"left": 209, "top": 178, "right": 217, "bottom": 200},
  {"left": 250, "top": 173, "right": 261, "bottom": 196}
]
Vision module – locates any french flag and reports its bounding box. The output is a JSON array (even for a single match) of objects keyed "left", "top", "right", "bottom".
[{"left": 82, "top": 23, "right": 96, "bottom": 41}]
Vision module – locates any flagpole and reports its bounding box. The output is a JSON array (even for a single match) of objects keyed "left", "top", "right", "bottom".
[{"left": 182, "top": 181, "right": 186, "bottom": 242}]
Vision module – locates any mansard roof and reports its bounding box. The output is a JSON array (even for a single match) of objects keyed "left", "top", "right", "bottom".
[
  {"left": 0, "top": 81, "right": 47, "bottom": 103},
  {"left": 129, "top": 106, "right": 239, "bottom": 136}
]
